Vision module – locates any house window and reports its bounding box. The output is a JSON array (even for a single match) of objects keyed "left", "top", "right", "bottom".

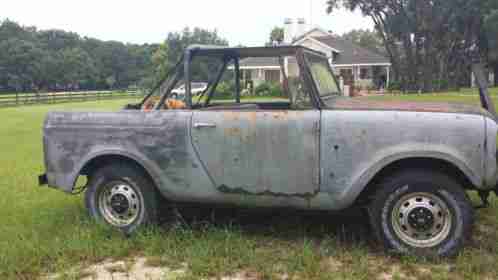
[
  {"left": 264, "top": 70, "right": 281, "bottom": 83},
  {"left": 340, "top": 69, "right": 353, "bottom": 78},
  {"left": 245, "top": 70, "right": 252, "bottom": 80},
  {"left": 360, "top": 67, "right": 371, "bottom": 79}
]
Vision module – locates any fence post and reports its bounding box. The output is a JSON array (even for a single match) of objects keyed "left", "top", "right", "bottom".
[{"left": 16, "top": 93, "right": 19, "bottom": 106}]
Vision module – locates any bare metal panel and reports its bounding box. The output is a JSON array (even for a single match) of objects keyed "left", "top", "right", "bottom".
[
  {"left": 320, "top": 109, "right": 488, "bottom": 207},
  {"left": 43, "top": 111, "right": 212, "bottom": 199},
  {"left": 192, "top": 110, "right": 320, "bottom": 196}
]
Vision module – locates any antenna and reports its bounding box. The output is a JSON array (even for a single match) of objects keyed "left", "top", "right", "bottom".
[{"left": 309, "top": 0, "right": 313, "bottom": 28}]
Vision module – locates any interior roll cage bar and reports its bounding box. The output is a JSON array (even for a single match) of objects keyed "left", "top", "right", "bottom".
[{"left": 138, "top": 45, "right": 335, "bottom": 110}]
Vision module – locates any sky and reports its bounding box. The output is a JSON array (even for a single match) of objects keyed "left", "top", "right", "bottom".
[{"left": 2, "top": 0, "right": 373, "bottom": 46}]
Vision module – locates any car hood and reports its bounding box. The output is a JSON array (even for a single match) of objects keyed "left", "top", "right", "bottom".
[{"left": 325, "top": 97, "right": 494, "bottom": 118}]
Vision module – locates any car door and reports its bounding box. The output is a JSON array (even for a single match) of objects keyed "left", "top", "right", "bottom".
[{"left": 191, "top": 110, "right": 320, "bottom": 196}]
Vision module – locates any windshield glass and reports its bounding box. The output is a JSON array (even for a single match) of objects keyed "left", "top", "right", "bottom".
[{"left": 305, "top": 52, "right": 340, "bottom": 99}]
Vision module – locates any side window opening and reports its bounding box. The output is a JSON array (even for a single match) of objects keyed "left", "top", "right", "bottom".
[
  {"left": 202, "top": 54, "right": 314, "bottom": 110},
  {"left": 140, "top": 50, "right": 322, "bottom": 111}
]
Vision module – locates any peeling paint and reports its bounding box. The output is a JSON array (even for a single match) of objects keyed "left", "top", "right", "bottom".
[
  {"left": 192, "top": 110, "right": 320, "bottom": 196},
  {"left": 217, "top": 185, "right": 317, "bottom": 199}
]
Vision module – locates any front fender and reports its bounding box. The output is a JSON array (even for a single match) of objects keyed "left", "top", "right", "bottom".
[
  {"left": 334, "top": 145, "right": 481, "bottom": 210},
  {"left": 320, "top": 110, "right": 486, "bottom": 210}
]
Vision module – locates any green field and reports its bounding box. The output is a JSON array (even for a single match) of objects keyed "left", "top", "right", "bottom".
[{"left": 0, "top": 93, "right": 497, "bottom": 279}]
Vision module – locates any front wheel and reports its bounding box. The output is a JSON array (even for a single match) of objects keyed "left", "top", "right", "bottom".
[
  {"left": 368, "top": 169, "right": 474, "bottom": 257},
  {"left": 85, "top": 164, "right": 159, "bottom": 234}
]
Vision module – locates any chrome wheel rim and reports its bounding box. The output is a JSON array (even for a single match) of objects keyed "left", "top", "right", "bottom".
[
  {"left": 391, "top": 191, "right": 452, "bottom": 248},
  {"left": 98, "top": 181, "right": 141, "bottom": 227}
]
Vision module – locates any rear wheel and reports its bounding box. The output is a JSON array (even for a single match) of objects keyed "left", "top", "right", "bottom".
[
  {"left": 85, "top": 164, "right": 159, "bottom": 234},
  {"left": 368, "top": 169, "right": 474, "bottom": 257}
]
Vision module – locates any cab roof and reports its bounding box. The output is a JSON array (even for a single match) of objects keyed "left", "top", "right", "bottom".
[{"left": 185, "top": 44, "right": 326, "bottom": 58}]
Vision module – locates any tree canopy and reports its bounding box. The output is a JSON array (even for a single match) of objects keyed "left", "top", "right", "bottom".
[
  {"left": 268, "top": 27, "right": 285, "bottom": 46},
  {"left": 327, "top": 0, "right": 498, "bottom": 92},
  {"left": 0, "top": 20, "right": 228, "bottom": 92},
  {"left": 340, "top": 29, "right": 385, "bottom": 55}
]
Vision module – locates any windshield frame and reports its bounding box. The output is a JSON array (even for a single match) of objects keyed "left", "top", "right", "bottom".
[{"left": 303, "top": 51, "right": 342, "bottom": 101}]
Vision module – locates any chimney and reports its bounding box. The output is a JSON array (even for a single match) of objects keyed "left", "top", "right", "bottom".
[
  {"left": 284, "top": 18, "right": 294, "bottom": 44},
  {"left": 296, "top": 18, "right": 307, "bottom": 38}
]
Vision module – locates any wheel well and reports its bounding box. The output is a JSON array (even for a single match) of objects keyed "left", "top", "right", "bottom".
[
  {"left": 356, "top": 157, "right": 475, "bottom": 205},
  {"left": 80, "top": 154, "right": 156, "bottom": 187}
]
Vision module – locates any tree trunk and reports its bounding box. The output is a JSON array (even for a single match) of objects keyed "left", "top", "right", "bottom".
[
  {"left": 494, "top": 63, "right": 498, "bottom": 86},
  {"left": 401, "top": 34, "right": 416, "bottom": 91}
]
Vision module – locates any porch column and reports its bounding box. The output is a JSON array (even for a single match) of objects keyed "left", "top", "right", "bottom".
[
  {"left": 386, "top": 65, "right": 390, "bottom": 89},
  {"left": 352, "top": 66, "right": 358, "bottom": 84},
  {"left": 284, "top": 57, "right": 289, "bottom": 76}
]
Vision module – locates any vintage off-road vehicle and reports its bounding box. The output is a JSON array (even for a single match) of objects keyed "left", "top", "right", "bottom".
[{"left": 39, "top": 45, "right": 498, "bottom": 257}]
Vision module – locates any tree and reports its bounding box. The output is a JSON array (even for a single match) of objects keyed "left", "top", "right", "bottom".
[
  {"left": 0, "top": 20, "right": 229, "bottom": 93},
  {"left": 0, "top": 20, "right": 159, "bottom": 92},
  {"left": 0, "top": 38, "right": 42, "bottom": 91},
  {"left": 327, "top": 0, "right": 498, "bottom": 92},
  {"left": 340, "top": 29, "right": 385, "bottom": 55},
  {"left": 59, "top": 47, "right": 97, "bottom": 90},
  {"left": 151, "top": 43, "right": 171, "bottom": 85},
  {"left": 268, "top": 27, "right": 284, "bottom": 45},
  {"left": 165, "top": 27, "right": 228, "bottom": 64}
]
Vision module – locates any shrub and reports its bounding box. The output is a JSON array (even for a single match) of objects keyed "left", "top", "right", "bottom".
[
  {"left": 388, "top": 81, "right": 401, "bottom": 91},
  {"left": 254, "top": 82, "right": 271, "bottom": 96},
  {"left": 255, "top": 82, "right": 284, "bottom": 97},
  {"left": 215, "top": 81, "right": 235, "bottom": 99},
  {"left": 268, "top": 83, "right": 284, "bottom": 97},
  {"left": 432, "top": 79, "right": 449, "bottom": 91}
]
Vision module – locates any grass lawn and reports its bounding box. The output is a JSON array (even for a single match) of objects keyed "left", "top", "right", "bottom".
[{"left": 0, "top": 94, "right": 497, "bottom": 279}]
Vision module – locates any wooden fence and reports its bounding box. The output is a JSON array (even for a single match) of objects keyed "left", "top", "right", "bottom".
[{"left": 0, "top": 90, "right": 144, "bottom": 108}]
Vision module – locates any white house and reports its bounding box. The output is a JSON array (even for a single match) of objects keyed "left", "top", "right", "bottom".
[{"left": 239, "top": 19, "right": 392, "bottom": 91}]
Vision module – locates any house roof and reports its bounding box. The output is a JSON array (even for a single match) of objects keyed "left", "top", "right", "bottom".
[
  {"left": 238, "top": 57, "right": 281, "bottom": 69},
  {"left": 238, "top": 33, "right": 391, "bottom": 69},
  {"left": 292, "top": 27, "right": 331, "bottom": 43},
  {"left": 313, "top": 36, "right": 390, "bottom": 65}
]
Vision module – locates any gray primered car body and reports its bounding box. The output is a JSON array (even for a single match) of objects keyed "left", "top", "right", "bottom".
[{"left": 40, "top": 45, "right": 498, "bottom": 211}]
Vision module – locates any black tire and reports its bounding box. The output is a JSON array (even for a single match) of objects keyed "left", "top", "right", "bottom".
[
  {"left": 368, "top": 169, "right": 474, "bottom": 258},
  {"left": 85, "top": 164, "right": 159, "bottom": 234}
]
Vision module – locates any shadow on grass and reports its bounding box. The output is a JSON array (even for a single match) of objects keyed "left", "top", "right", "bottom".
[{"left": 160, "top": 204, "right": 375, "bottom": 249}]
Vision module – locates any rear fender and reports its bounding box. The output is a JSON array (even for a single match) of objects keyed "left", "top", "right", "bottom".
[{"left": 70, "top": 148, "right": 164, "bottom": 194}]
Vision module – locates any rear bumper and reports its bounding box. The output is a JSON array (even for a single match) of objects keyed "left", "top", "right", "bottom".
[
  {"left": 38, "top": 174, "right": 48, "bottom": 186},
  {"left": 37, "top": 172, "right": 75, "bottom": 193}
]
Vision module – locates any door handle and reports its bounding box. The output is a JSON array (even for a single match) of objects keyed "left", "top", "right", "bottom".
[{"left": 193, "top": 122, "right": 217, "bottom": 129}]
